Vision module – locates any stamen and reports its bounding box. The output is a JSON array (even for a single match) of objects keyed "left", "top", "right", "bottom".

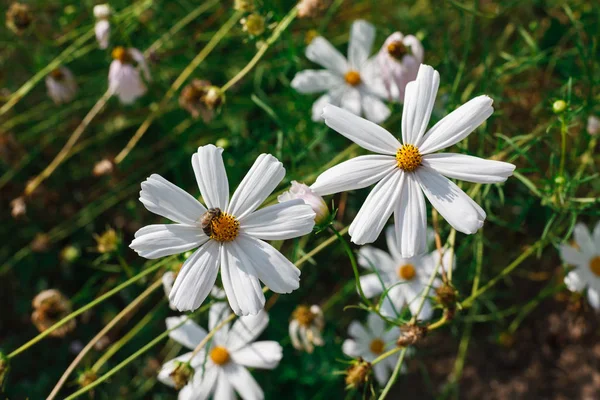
[
  {"left": 398, "top": 264, "right": 416, "bottom": 280},
  {"left": 210, "top": 213, "right": 240, "bottom": 242},
  {"left": 369, "top": 338, "right": 385, "bottom": 354},
  {"left": 590, "top": 256, "right": 600, "bottom": 277},
  {"left": 387, "top": 41, "right": 409, "bottom": 60},
  {"left": 292, "top": 305, "right": 315, "bottom": 327},
  {"left": 396, "top": 144, "right": 422, "bottom": 172},
  {"left": 210, "top": 346, "right": 230, "bottom": 365},
  {"left": 344, "top": 70, "right": 361, "bottom": 86},
  {"left": 111, "top": 46, "right": 130, "bottom": 63}
]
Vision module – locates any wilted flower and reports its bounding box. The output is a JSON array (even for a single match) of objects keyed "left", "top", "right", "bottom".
[
  {"left": 108, "top": 47, "right": 151, "bottom": 104},
  {"left": 45, "top": 67, "right": 78, "bottom": 104},
  {"left": 10, "top": 196, "right": 26, "bottom": 219},
  {"left": 289, "top": 305, "right": 325, "bottom": 353},
  {"left": 278, "top": 181, "right": 329, "bottom": 224},
  {"left": 6, "top": 2, "right": 32, "bottom": 34},
  {"left": 344, "top": 358, "right": 371, "bottom": 389},
  {"left": 587, "top": 115, "right": 599, "bottom": 136},
  {"left": 241, "top": 13, "right": 265, "bottom": 36},
  {"left": 179, "top": 79, "right": 224, "bottom": 122},
  {"left": 377, "top": 32, "right": 424, "bottom": 102},
  {"left": 93, "top": 4, "right": 110, "bottom": 49},
  {"left": 297, "top": 0, "right": 327, "bottom": 18},
  {"left": 92, "top": 158, "right": 115, "bottom": 176},
  {"left": 396, "top": 323, "right": 427, "bottom": 347},
  {"left": 31, "top": 289, "right": 76, "bottom": 337},
  {"left": 234, "top": 0, "right": 254, "bottom": 12},
  {"left": 94, "top": 227, "right": 119, "bottom": 253}
]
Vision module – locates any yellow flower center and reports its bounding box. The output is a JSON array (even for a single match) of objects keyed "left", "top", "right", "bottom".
[
  {"left": 396, "top": 144, "right": 422, "bottom": 172},
  {"left": 50, "top": 68, "right": 64, "bottom": 80},
  {"left": 589, "top": 256, "right": 600, "bottom": 277},
  {"left": 398, "top": 264, "right": 416, "bottom": 280},
  {"left": 210, "top": 213, "right": 240, "bottom": 242},
  {"left": 210, "top": 346, "right": 230, "bottom": 365},
  {"left": 344, "top": 70, "right": 361, "bottom": 86},
  {"left": 387, "top": 41, "right": 408, "bottom": 60},
  {"left": 111, "top": 46, "right": 130, "bottom": 63},
  {"left": 292, "top": 305, "right": 315, "bottom": 327},
  {"left": 369, "top": 338, "right": 385, "bottom": 355}
]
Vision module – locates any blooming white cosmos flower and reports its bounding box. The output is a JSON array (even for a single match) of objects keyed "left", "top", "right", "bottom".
[
  {"left": 159, "top": 303, "right": 282, "bottom": 399},
  {"left": 93, "top": 4, "right": 110, "bottom": 49},
  {"left": 45, "top": 67, "right": 78, "bottom": 104},
  {"left": 311, "top": 64, "right": 516, "bottom": 258},
  {"left": 342, "top": 313, "right": 401, "bottom": 385},
  {"left": 377, "top": 32, "right": 424, "bottom": 103},
  {"left": 291, "top": 20, "right": 390, "bottom": 123},
  {"left": 358, "top": 226, "right": 454, "bottom": 320},
  {"left": 278, "top": 181, "right": 329, "bottom": 224},
  {"left": 130, "top": 145, "right": 315, "bottom": 316},
  {"left": 289, "top": 304, "right": 325, "bottom": 353},
  {"left": 108, "top": 46, "right": 151, "bottom": 104},
  {"left": 559, "top": 221, "right": 600, "bottom": 310}
]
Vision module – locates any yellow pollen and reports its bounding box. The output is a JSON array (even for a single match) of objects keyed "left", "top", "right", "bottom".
[
  {"left": 292, "top": 305, "right": 315, "bottom": 327},
  {"left": 387, "top": 41, "right": 408, "bottom": 59},
  {"left": 210, "top": 346, "right": 230, "bottom": 365},
  {"left": 398, "top": 264, "right": 416, "bottom": 280},
  {"left": 50, "top": 68, "right": 64, "bottom": 80},
  {"left": 369, "top": 338, "right": 385, "bottom": 355},
  {"left": 111, "top": 46, "right": 129, "bottom": 63},
  {"left": 396, "top": 144, "right": 422, "bottom": 172},
  {"left": 344, "top": 70, "right": 361, "bottom": 86},
  {"left": 589, "top": 256, "right": 600, "bottom": 277},
  {"left": 210, "top": 213, "right": 239, "bottom": 242}
]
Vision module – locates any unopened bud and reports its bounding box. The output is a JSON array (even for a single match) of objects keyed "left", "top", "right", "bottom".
[
  {"left": 278, "top": 181, "right": 329, "bottom": 225},
  {"left": 93, "top": 158, "right": 115, "bottom": 176},
  {"left": 60, "top": 245, "right": 81, "bottom": 263},
  {"left": 169, "top": 361, "right": 194, "bottom": 390},
  {"left": 435, "top": 282, "right": 458, "bottom": 309},
  {"left": 552, "top": 100, "right": 567, "bottom": 114},
  {"left": 77, "top": 369, "right": 97, "bottom": 388},
  {"left": 241, "top": 13, "right": 265, "bottom": 36},
  {"left": 94, "top": 227, "right": 119, "bottom": 253},
  {"left": 344, "top": 358, "right": 371, "bottom": 389},
  {"left": 10, "top": 196, "right": 26, "bottom": 219},
  {"left": 396, "top": 324, "right": 427, "bottom": 347}
]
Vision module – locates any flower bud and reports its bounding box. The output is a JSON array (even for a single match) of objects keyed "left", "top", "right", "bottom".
[
  {"left": 60, "top": 245, "right": 81, "bottom": 263},
  {"left": 93, "top": 158, "right": 115, "bottom": 176},
  {"left": 77, "top": 369, "right": 97, "bottom": 388},
  {"left": 94, "top": 227, "right": 119, "bottom": 253},
  {"left": 278, "top": 181, "right": 329, "bottom": 224},
  {"left": 93, "top": 4, "right": 111, "bottom": 49},
  {"left": 234, "top": 0, "right": 254, "bottom": 12},
  {"left": 169, "top": 361, "right": 194, "bottom": 390},
  {"left": 587, "top": 115, "right": 599, "bottom": 136},
  {"left": 241, "top": 13, "right": 265, "bottom": 36},
  {"left": 32, "top": 289, "right": 76, "bottom": 337},
  {"left": 377, "top": 32, "right": 424, "bottom": 102},
  {"left": 344, "top": 358, "right": 371, "bottom": 389},
  {"left": 552, "top": 100, "right": 567, "bottom": 114}
]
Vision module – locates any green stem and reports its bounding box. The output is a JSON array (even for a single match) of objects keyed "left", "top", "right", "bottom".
[
  {"left": 377, "top": 348, "right": 407, "bottom": 400},
  {"left": 558, "top": 115, "right": 568, "bottom": 178},
  {"left": 371, "top": 347, "right": 402, "bottom": 366}
]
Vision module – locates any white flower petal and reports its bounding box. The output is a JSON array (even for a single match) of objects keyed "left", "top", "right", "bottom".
[
  {"left": 574, "top": 223, "right": 595, "bottom": 255},
  {"left": 231, "top": 341, "right": 282, "bottom": 369},
  {"left": 362, "top": 94, "right": 391, "bottom": 124},
  {"left": 357, "top": 246, "right": 396, "bottom": 273},
  {"left": 227, "top": 154, "right": 285, "bottom": 220},
  {"left": 95, "top": 19, "right": 110, "bottom": 49},
  {"left": 588, "top": 288, "right": 600, "bottom": 310},
  {"left": 401, "top": 64, "right": 439, "bottom": 145},
  {"left": 380, "top": 285, "right": 405, "bottom": 318},
  {"left": 166, "top": 316, "right": 207, "bottom": 350},
  {"left": 348, "top": 320, "right": 370, "bottom": 342},
  {"left": 221, "top": 242, "right": 265, "bottom": 316},
  {"left": 209, "top": 302, "right": 231, "bottom": 345},
  {"left": 385, "top": 226, "right": 402, "bottom": 261},
  {"left": 342, "top": 339, "right": 362, "bottom": 357},
  {"left": 322, "top": 105, "right": 401, "bottom": 155},
  {"left": 558, "top": 244, "right": 587, "bottom": 267},
  {"left": 240, "top": 200, "right": 315, "bottom": 240},
  {"left": 213, "top": 369, "right": 236, "bottom": 400},
  {"left": 169, "top": 241, "right": 221, "bottom": 312},
  {"left": 192, "top": 145, "right": 230, "bottom": 210},
  {"left": 291, "top": 70, "right": 343, "bottom": 93},
  {"left": 139, "top": 174, "right": 206, "bottom": 225},
  {"left": 157, "top": 353, "right": 194, "bottom": 387},
  {"left": 311, "top": 92, "right": 332, "bottom": 121},
  {"left": 349, "top": 170, "right": 403, "bottom": 245},
  {"left": 130, "top": 224, "right": 207, "bottom": 259},
  {"left": 593, "top": 221, "right": 600, "bottom": 247},
  {"left": 226, "top": 310, "right": 269, "bottom": 351},
  {"left": 407, "top": 292, "right": 433, "bottom": 320},
  {"left": 359, "top": 274, "right": 385, "bottom": 298},
  {"left": 348, "top": 20, "right": 375, "bottom": 69},
  {"left": 372, "top": 362, "right": 390, "bottom": 386},
  {"left": 422, "top": 153, "right": 515, "bottom": 184},
  {"left": 311, "top": 155, "right": 396, "bottom": 196},
  {"left": 306, "top": 37, "right": 349, "bottom": 76},
  {"left": 191, "top": 365, "right": 219, "bottom": 400},
  {"left": 129, "top": 48, "right": 151, "bottom": 81},
  {"left": 564, "top": 270, "right": 586, "bottom": 292},
  {"left": 341, "top": 87, "right": 362, "bottom": 116},
  {"left": 223, "top": 363, "right": 264, "bottom": 400},
  {"left": 367, "top": 312, "right": 385, "bottom": 337},
  {"left": 415, "top": 166, "right": 486, "bottom": 235},
  {"left": 417, "top": 95, "right": 494, "bottom": 154},
  {"left": 394, "top": 172, "right": 428, "bottom": 258}
]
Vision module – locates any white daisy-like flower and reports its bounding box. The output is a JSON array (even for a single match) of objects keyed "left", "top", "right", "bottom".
[
  {"left": 93, "top": 4, "right": 110, "bottom": 49},
  {"left": 159, "top": 303, "right": 282, "bottom": 399},
  {"left": 342, "top": 313, "right": 401, "bottom": 385},
  {"left": 291, "top": 20, "right": 390, "bottom": 123},
  {"left": 311, "top": 64, "right": 516, "bottom": 258},
  {"left": 45, "top": 66, "right": 78, "bottom": 105},
  {"left": 289, "top": 304, "right": 324, "bottom": 353},
  {"left": 278, "top": 181, "right": 329, "bottom": 224},
  {"left": 358, "top": 226, "right": 454, "bottom": 320},
  {"left": 108, "top": 46, "right": 151, "bottom": 104},
  {"left": 130, "top": 145, "right": 315, "bottom": 316},
  {"left": 559, "top": 221, "right": 600, "bottom": 310},
  {"left": 377, "top": 32, "right": 424, "bottom": 103},
  {"left": 587, "top": 115, "right": 599, "bottom": 136}
]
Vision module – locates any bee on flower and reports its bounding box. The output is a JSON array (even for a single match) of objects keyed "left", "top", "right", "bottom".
[
  {"left": 289, "top": 305, "right": 325, "bottom": 353},
  {"left": 93, "top": 4, "right": 111, "bottom": 49},
  {"left": 45, "top": 67, "right": 78, "bottom": 105},
  {"left": 108, "top": 46, "right": 151, "bottom": 104}
]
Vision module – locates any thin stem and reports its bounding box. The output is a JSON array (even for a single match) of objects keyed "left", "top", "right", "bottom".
[
  {"left": 295, "top": 226, "right": 348, "bottom": 267},
  {"left": 371, "top": 347, "right": 402, "bottom": 366},
  {"left": 558, "top": 115, "right": 568, "bottom": 178},
  {"left": 190, "top": 313, "right": 236, "bottom": 359},
  {"left": 431, "top": 209, "right": 448, "bottom": 283},
  {"left": 377, "top": 348, "right": 407, "bottom": 400}
]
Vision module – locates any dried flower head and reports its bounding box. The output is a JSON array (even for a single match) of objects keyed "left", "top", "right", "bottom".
[
  {"left": 169, "top": 361, "right": 194, "bottom": 390},
  {"left": 10, "top": 196, "right": 26, "bottom": 219},
  {"left": 77, "top": 369, "right": 97, "bottom": 388},
  {"left": 241, "top": 13, "right": 265, "bottom": 36},
  {"left": 31, "top": 289, "right": 76, "bottom": 337},
  {"left": 435, "top": 282, "right": 458, "bottom": 309},
  {"left": 297, "top": 0, "right": 327, "bottom": 18},
  {"left": 234, "top": 0, "right": 254, "bottom": 12},
  {"left": 6, "top": 2, "right": 32, "bottom": 34},
  {"left": 289, "top": 305, "right": 325, "bottom": 353},
  {"left": 94, "top": 227, "right": 119, "bottom": 253},
  {"left": 93, "top": 158, "right": 115, "bottom": 176},
  {"left": 344, "top": 358, "right": 371, "bottom": 389},
  {"left": 396, "top": 323, "right": 427, "bottom": 347},
  {"left": 179, "top": 80, "right": 224, "bottom": 122}
]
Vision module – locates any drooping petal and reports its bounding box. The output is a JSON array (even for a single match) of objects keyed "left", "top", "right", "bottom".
[
  {"left": 130, "top": 224, "right": 207, "bottom": 259},
  {"left": 422, "top": 153, "right": 515, "bottom": 184},
  {"left": 401, "top": 64, "right": 439, "bottom": 146},
  {"left": 213, "top": 369, "right": 236, "bottom": 400},
  {"left": 359, "top": 274, "right": 386, "bottom": 298},
  {"left": 231, "top": 341, "right": 282, "bottom": 369},
  {"left": 209, "top": 302, "right": 231, "bottom": 345},
  {"left": 340, "top": 87, "right": 362, "bottom": 116},
  {"left": 311, "top": 92, "right": 332, "bottom": 122},
  {"left": 311, "top": 155, "right": 397, "bottom": 196},
  {"left": 417, "top": 95, "right": 494, "bottom": 154},
  {"left": 322, "top": 105, "right": 401, "bottom": 155},
  {"left": 139, "top": 174, "right": 206, "bottom": 225},
  {"left": 349, "top": 170, "right": 403, "bottom": 245},
  {"left": 573, "top": 223, "right": 595, "bottom": 255},
  {"left": 558, "top": 244, "right": 587, "bottom": 267},
  {"left": 305, "top": 37, "right": 349, "bottom": 76},
  {"left": 166, "top": 316, "right": 207, "bottom": 350},
  {"left": 415, "top": 166, "right": 486, "bottom": 235},
  {"left": 361, "top": 94, "right": 391, "bottom": 124},
  {"left": 128, "top": 48, "right": 151, "bottom": 81},
  {"left": 239, "top": 200, "right": 315, "bottom": 241},
  {"left": 169, "top": 241, "right": 220, "bottom": 312},
  {"left": 291, "top": 70, "right": 344, "bottom": 93},
  {"left": 223, "top": 363, "right": 264, "bottom": 400},
  {"left": 348, "top": 20, "right": 375, "bottom": 69},
  {"left": 357, "top": 246, "right": 396, "bottom": 273},
  {"left": 227, "top": 154, "right": 285, "bottom": 220},
  {"left": 394, "top": 172, "right": 428, "bottom": 258},
  {"left": 192, "top": 145, "right": 230, "bottom": 210},
  {"left": 226, "top": 310, "right": 269, "bottom": 351}
]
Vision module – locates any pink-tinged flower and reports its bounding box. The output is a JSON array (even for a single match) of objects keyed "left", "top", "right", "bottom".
[
  {"left": 45, "top": 67, "right": 78, "bottom": 104},
  {"left": 278, "top": 181, "right": 329, "bottom": 224},
  {"left": 93, "top": 4, "right": 110, "bottom": 49},
  {"left": 108, "top": 46, "right": 151, "bottom": 104}
]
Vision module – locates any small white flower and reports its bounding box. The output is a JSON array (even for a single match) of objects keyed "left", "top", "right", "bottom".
[
  {"left": 108, "top": 47, "right": 151, "bottom": 104},
  {"left": 278, "top": 181, "right": 329, "bottom": 224},
  {"left": 311, "top": 64, "right": 516, "bottom": 257},
  {"left": 358, "top": 226, "right": 454, "bottom": 320},
  {"left": 159, "top": 303, "right": 282, "bottom": 399},
  {"left": 377, "top": 32, "right": 424, "bottom": 103},
  {"left": 289, "top": 305, "right": 324, "bottom": 353},
  {"left": 45, "top": 67, "right": 78, "bottom": 104},
  {"left": 342, "top": 313, "right": 400, "bottom": 385},
  {"left": 291, "top": 20, "right": 390, "bottom": 123},
  {"left": 93, "top": 4, "right": 111, "bottom": 49},
  {"left": 130, "top": 145, "right": 315, "bottom": 316},
  {"left": 587, "top": 115, "right": 599, "bottom": 136},
  {"left": 559, "top": 221, "right": 600, "bottom": 310}
]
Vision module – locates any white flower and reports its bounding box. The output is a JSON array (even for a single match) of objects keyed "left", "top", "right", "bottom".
[
  {"left": 311, "top": 64, "right": 516, "bottom": 258},
  {"left": 358, "top": 226, "right": 454, "bottom": 320},
  {"left": 159, "top": 303, "right": 282, "bottom": 399},
  {"left": 45, "top": 67, "right": 78, "bottom": 104},
  {"left": 108, "top": 47, "right": 151, "bottom": 104},
  {"left": 559, "top": 221, "right": 600, "bottom": 310},
  {"left": 587, "top": 115, "right": 599, "bottom": 136},
  {"left": 377, "top": 32, "right": 424, "bottom": 103},
  {"left": 130, "top": 145, "right": 316, "bottom": 316},
  {"left": 278, "top": 181, "right": 329, "bottom": 224},
  {"left": 93, "top": 4, "right": 110, "bottom": 49},
  {"left": 291, "top": 20, "right": 390, "bottom": 123},
  {"left": 289, "top": 305, "right": 324, "bottom": 353},
  {"left": 342, "top": 313, "right": 400, "bottom": 385}
]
